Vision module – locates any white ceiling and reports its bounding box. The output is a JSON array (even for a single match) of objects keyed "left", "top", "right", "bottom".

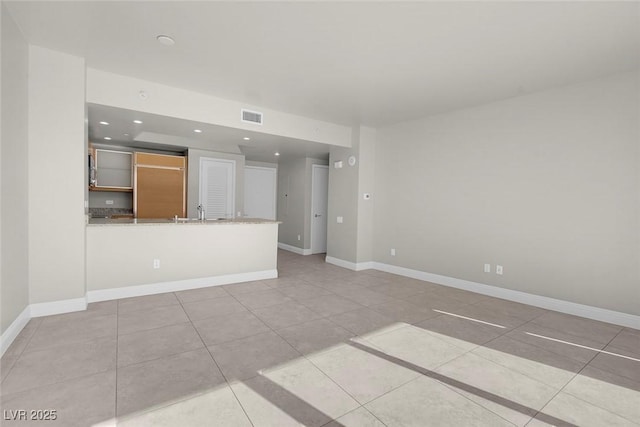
[
  {"left": 6, "top": 1, "right": 640, "bottom": 127},
  {"left": 88, "top": 103, "right": 331, "bottom": 163}
]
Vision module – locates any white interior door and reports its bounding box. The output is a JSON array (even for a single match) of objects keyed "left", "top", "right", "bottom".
[
  {"left": 244, "top": 166, "right": 277, "bottom": 220},
  {"left": 311, "top": 165, "right": 329, "bottom": 254},
  {"left": 200, "top": 158, "right": 235, "bottom": 218}
]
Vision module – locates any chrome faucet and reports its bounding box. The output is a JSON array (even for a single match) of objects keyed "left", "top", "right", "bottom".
[{"left": 197, "top": 204, "right": 205, "bottom": 220}]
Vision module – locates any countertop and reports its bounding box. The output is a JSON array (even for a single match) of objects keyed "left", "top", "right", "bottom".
[{"left": 87, "top": 217, "right": 280, "bottom": 226}]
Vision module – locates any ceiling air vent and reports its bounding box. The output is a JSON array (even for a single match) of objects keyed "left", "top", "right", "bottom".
[{"left": 241, "top": 109, "right": 263, "bottom": 125}]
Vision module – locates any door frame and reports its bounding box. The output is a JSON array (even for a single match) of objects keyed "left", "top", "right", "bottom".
[
  {"left": 310, "top": 164, "right": 329, "bottom": 254},
  {"left": 244, "top": 165, "right": 277, "bottom": 220},
  {"left": 199, "top": 157, "right": 236, "bottom": 218}
]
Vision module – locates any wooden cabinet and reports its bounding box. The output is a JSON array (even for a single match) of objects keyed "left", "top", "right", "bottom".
[
  {"left": 92, "top": 149, "right": 133, "bottom": 191},
  {"left": 134, "top": 153, "right": 186, "bottom": 218}
]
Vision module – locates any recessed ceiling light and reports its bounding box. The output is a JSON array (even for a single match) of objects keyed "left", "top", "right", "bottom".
[
  {"left": 156, "top": 35, "right": 175, "bottom": 46},
  {"left": 104, "top": 137, "right": 112, "bottom": 140},
  {"left": 99, "top": 121, "right": 109, "bottom": 125},
  {"left": 133, "top": 120, "right": 143, "bottom": 124},
  {"left": 275, "top": 152, "right": 280, "bottom": 156},
  {"left": 124, "top": 133, "right": 129, "bottom": 137},
  {"left": 193, "top": 129, "right": 202, "bottom": 133},
  {"left": 243, "top": 137, "right": 251, "bottom": 141}
]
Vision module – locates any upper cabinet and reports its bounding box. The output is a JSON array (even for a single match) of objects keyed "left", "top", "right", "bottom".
[{"left": 91, "top": 149, "right": 133, "bottom": 191}]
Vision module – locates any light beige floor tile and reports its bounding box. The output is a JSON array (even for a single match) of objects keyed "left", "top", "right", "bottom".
[
  {"left": 608, "top": 329, "right": 640, "bottom": 355},
  {"left": 0, "top": 370, "right": 116, "bottom": 427},
  {"left": 1, "top": 319, "right": 43, "bottom": 359},
  {"left": 277, "top": 284, "right": 333, "bottom": 300},
  {"left": 441, "top": 304, "right": 528, "bottom": 330},
  {"left": 472, "top": 298, "right": 548, "bottom": 321},
  {"left": 193, "top": 311, "right": 270, "bottom": 346},
  {"left": 25, "top": 314, "right": 116, "bottom": 352},
  {"left": 472, "top": 335, "right": 585, "bottom": 389},
  {"left": 208, "top": 331, "right": 301, "bottom": 382},
  {"left": 117, "top": 322, "right": 204, "bottom": 367},
  {"left": 332, "top": 287, "right": 398, "bottom": 307},
  {"left": 429, "top": 287, "right": 491, "bottom": 305},
  {"left": 396, "top": 291, "right": 470, "bottom": 311},
  {"left": 530, "top": 392, "right": 637, "bottom": 427},
  {"left": 118, "top": 384, "right": 251, "bottom": 427},
  {"left": 531, "top": 312, "right": 622, "bottom": 346},
  {"left": 223, "top": 281, "right": 272, "bottom": 295},
  {"left": 328, "top": 307, "right": 397, "bottom": 336},
  {"left": 588, "top": 345, "right": 640, "bottom": 382},
  {"left": 1, "top": 355, "right": 18, "bottom": 383},
  {"left": 181, "top": 296, "right": 247, "bottom": 321},
  {"left": 116, "top": 348, "right": 225, "bottom": 417},
  {"left": 365, "top": 376, "right": 514, "bottom": 427},
  {"left": 231, "top": 359, "right": 359, "bottom": 427},
  {"left": 562, "top": 365, "right": 640, "bottom": 423},
  {"left": 323, "top": 407, "right": 386, "bottom": 427},
  {"left": 261, "top": 276, "right": 311, "bottom": 289},
  {"left": 118, "top": 292, "right": 179, "bottom": 313},
  {"left": 298, "top": 295, "right": 365, "bottom": 317},
  {"left": 118, "top": 305, "right": 189, "bottom": 335},
  {"left": 364, "top": 324, "right": 469, "bottom": 370},
  {"left": 435, "top": 352, "right": 558, "bottom": 426},
  {"left": 252, "top": 301, "right": 323, "bottom": 329},
  {"left": 370, "top": 300, "right": 439, "bottom": 324},
  {"left": 174, "top": 285, "right": 229, "bottom": 303},
  {"left": 234, "top": 289, "right": 294, "bottom": 309},
  {"left": 276, "top": 318, "right": 354, "bottom": 355},
  {"left": 1, "top": 335, "right": 116, "bottom": 396},
  {"left": 308, "top": 342, "right": 420, "bottom": 404},
  {"left": 417, "top": 313, "right": 506, "bottom": 350},
  {"left": 506, "top": 323, "right": 605, "bottom": 363},
  {"left": 367, "top": 283, "right": 426, "bottom": 298}
]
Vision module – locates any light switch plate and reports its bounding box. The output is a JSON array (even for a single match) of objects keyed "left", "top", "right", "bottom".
[
  {"left": 337, "top": 216, "right": 343, "bottom": 223},
  {"left": 105, "top": 200, "right": 114, "bottom": 205}
]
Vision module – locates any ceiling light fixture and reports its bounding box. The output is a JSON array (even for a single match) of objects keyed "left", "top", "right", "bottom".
[
  {"left": 124, "top": 133, "right": 129, "bottom": 137},
  {"left": 133, "top": 120, "right": 143, "bottom": 124},
  {"left": 193, "top": 129, "right": 202, "bottom": 133},
  {"left": 243, "top": 137, "right": 251, "bottom": 141},
  {"left": 99, "top": 121, "right": 109, "bottom": 125},
  {"left": 104, "top": 137, "right": 112, "bottom": 140},
  {"left": 156, "top": 35, "right": 175, "bottom": 46},
  {"left": 275, "top": 152, "right": 280, "bottom": 156}
]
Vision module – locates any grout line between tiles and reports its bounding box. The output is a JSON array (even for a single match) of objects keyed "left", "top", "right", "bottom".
[
  {"left": 175, "top": 291, "right": 257, "bottom": 427},
  {"left": 529, "top": 325, "right": 627, "bottom": 423}
]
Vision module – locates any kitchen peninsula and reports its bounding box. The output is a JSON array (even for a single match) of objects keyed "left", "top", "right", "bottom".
[{"left": 85, "top": 217, "right": 279, "bottom": 302}]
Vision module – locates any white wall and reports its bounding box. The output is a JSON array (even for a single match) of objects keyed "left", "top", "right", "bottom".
[
  {"left": 1, "top": 4, "right": 30, "bottom": 334},
  {"left": 277, "top": 157, "right": 328, "bottom": 250},
  {"left": 187, "top": 148, "right": 245, "bottom": 218},
  {"left": 86, "top": 68, "right": 352, "bottom": 147},
  {"left": 374, "top": 71, "right": 640, "bottom": 315},
  {"left": 28, "top": 46, "right": 86, "bottom": 304},
  {"left": 327, "top": 126, "right": 376, "bottom": 264},
  {"left": 86, "top": 223, "right": 277, "bottom": 291}
]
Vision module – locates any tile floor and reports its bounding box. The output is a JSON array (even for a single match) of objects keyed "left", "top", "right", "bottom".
[{"left": 1, "top": 250, "right": 639, "bottom": 426}]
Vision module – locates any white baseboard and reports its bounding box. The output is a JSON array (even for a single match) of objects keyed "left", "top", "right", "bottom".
[
  {"left": 325, "top": 256, "right": 374, "bottom": 272},
  {"left": 86, "top": 269, "right": 278, "bottom": 303},
  {"left": 278, "top": 242, "right": 312, "bottom": 256},
  {"left": 324, "top": 256, "right": 640, "bottom": 329},
  {"left": 30, "top": 297, "right": 87, "bottom": 318},
  {"left": 371, "top": 261, "right": 640, "bottom": 329},
  {"left": 1, "top": 306, "right": 31, "bottom": 357}
]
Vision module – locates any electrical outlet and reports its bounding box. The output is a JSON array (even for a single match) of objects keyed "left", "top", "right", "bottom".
[
  {"left": 390, "top": 248, "right": 396, "bottom": 256},
  {"left": 496, "top": 265, "right": 503, "bottom": 275},
  {"left": 105, "top": 200, "right": 114, "bottom": 205},
  {"left": 153, "top": 259, "right": 160, "bottom": 269},
  {"left": 297, "top": 235, "right": 301, "bottom": 241},
  {"left": 484, "top": 264, "right": 491, "bottom": 273},
  {"left": 337, "top": 216, "right": 343, "bottom": 223}
]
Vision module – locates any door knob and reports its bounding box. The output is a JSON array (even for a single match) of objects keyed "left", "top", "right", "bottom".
[{"left": 314, "top": 214, "right": 322, "bottom": 217}]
